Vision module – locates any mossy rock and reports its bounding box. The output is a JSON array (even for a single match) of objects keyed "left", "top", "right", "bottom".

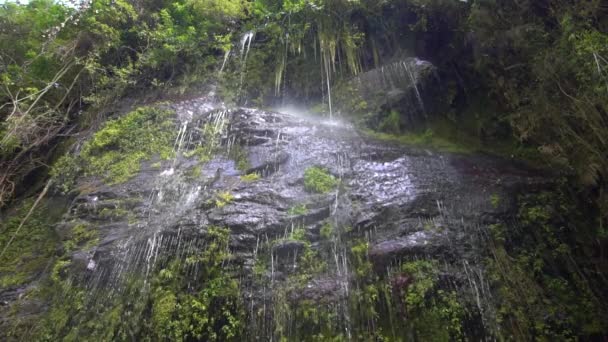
[
  {"left": 51, "top": 106, "right": 177, "bottom": 191},
  {"left": 304, "top": 167, "right": 337, "bottom": 194}
]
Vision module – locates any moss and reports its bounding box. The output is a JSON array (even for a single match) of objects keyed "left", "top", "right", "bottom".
[
  {"left": 184, "top": 145, "right": 212, "bottom": 163},
  {"left": 288, "top": 204, "right": 308, "bottom": 216},
  {"left": 272, "top": 227, "right": 308, "bottom": 249},
  {"left": 0, "top": 199, "right": 59, "bottom": 290},
  {"left": 378, "top": 109, "right": 401, "bottom": 134},
  {"left": 362, "top": 127, "right": 473, "bottom": 154},
  {"left": 51, "top": 106, "right": 177, "bottom": 190},
  {"left": 265, "top": 227, "right": 332, "bottom": 340},
  {"left": 187, "top": 165, "right": 202, "bottom": 179},
  {"left": 240, "top": 173, "right": 260, "bottom": 182},
  {"left": 148, "top": 226, "right": 244, "bottom": 341},
  {"left": 290, "top": 228, "right": 307, "bottom": 241},
  {"left": 304, "top": 167, "right": 337, "bottom": 193},
  {"left": 27, "top": 226, "right": 243, "bottom": 341},
  {"left": 490, "top": 193, "right": 501, "bottom": 208},
  {"left": 214, "top": 191, "right": 234, "bottom": 208},
  {"left": 350, "top": 240, "right": 372, "bottom": 278},
  {"left": 49, "top": 155, "right": 82, "bottom": 195},
  {"left": 320, "top": 222, "right": 333, "bottom": 239},
  {"left": 395, "top": 260, "right": 466, "bottom": 340},
  {"left": 363, "top": 113, "right": 551, "bottom": 164},
  {"left": 401, "top": 260, "right": 439, "bottom": 308},
  {"left": 183, "top": 122, "right": 225, "bottom": 164},
  {"left": 229, "top": 144, "right": 250, "bottom": 171},
  {"left": 63, "top": 223, "right": 99, "bottom": 252},
  {"left": 99, "top": 207, "right": 129, "bottom": 219},
  {"left": 151, "top": 289, "right": 178, "bottom": 338},
  {"left": 253, "top": 258, "right": 267, "bottom": 280}
]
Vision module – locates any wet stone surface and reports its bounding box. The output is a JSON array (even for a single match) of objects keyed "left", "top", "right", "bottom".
[{"left": 0, "top": 95, "right": 551, "bottom": 339}]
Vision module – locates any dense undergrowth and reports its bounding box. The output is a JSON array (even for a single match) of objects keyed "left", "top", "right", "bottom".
[{"left": 4, "top": 225, "right": 244, "bottom": 341}]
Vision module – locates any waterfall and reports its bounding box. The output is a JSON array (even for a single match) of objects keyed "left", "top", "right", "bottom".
[
  {"left": 402, "top": 60, "right": 426, "bottom": 114},
  {"left": 238, "top": 31, "right": 256, "bottom": 101},
  {"left": 240, "top": 31, "right": 255, "bottom": 61}
]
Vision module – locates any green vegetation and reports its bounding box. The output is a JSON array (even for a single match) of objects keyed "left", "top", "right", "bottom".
[
  {"left": 0, "top": 0, "right": 250, "bottom": 207},
  {"left": 364, "top": 128, "right": 473, "bottom": 154},
  {"left": 304, "top": 167, "right": 337, "bottom": 194},
  {"left": 187, "top": 165, "right": 202, "bottom": 179},
  {"left": 398, "top": 260, "right": 465, "bottom": 341},
  {"left": 345, "top": 240, "right": 467, "bottom": 341},
  {"left": 148, "top": 226, "right": 243, "bottom": 341},
  {"left": 288, "top": 204, "right": 308, "bottom": 216},
  {"left": 51, "top": 106, "right": 176, "bottom": 189},
  {"left": 240, "top": 173, "right": 260, "bottom": 182},
  {"left": 0, "top": 199, "right": 58, "bottom": 289},
  {"left": 229, "top": 144, "right": 251, "bottom": 172},
  {"left": 63, "top": 223, "right": 99, "bottom": 252},
  {"left": 214, "top": 191, "right": 234, "bottom": 208},
  {"left": 2, "top": 0, "right": 608, "bottom": 340},
  {"left": 485, "top": 189, "right": 608, "bottom": 340},
  {"left": 185, "top": 122, "right": 227, "bottom": 163},
  {"left": 378, "top": 110, "right": 401, "bottom": 135},
  {"left": 22, "top": 226, "right": 244, "bottom": 341},
  {"left": 320, "top": 222, "right": 333, "bottom": 240},
  {"left": 490, "top": 194, "right": 501, "bottom": 209}
]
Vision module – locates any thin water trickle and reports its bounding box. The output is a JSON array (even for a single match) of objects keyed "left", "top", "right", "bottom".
[
  {"left": 238, "top": 31, "right": 256, "bottom": 96},
  {"left": 402, "top": 60, "right": 425, "bottom": 113},
  {"left": 220, "top": 49, "right": 231, "bottom": 73},
  {"left": 240, "top": 31, "right": 255, "bottom": 61}
]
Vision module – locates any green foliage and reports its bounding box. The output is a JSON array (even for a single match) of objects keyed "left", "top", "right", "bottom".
[
  {"left": 397, "top": 260, "right": 465, "bottom": 341},
  {"left": 240, "top": 173, "right": 260, "bottom": 182},
  {"left": 320, "top": 222, "right": 333, "bottom": 239},
  {"left": 378, "top": 110, "right": 401, "bottom": 134},
  {"left": 185, "top": 122, "right": 226, "bottom": 163},
  {"left": 485, "top": 189, "right": 608, "bottom": 339},
  {"left": 0, "top": 0, "right": 251, "bottom": 206},
  {"left": 51, "top": 106, "right": 176, "bottom": 189},
  {"left": 229, "top": 143, "right": 250, "bottom": 171},
  {"left": 0, "top": 199, "right": 58, "bottom": 289},
  {"left": 149, "top": 226, "right": 243, "bottom": 341},
  {"left": 214, "top": 191, "right": 234, "bottom": 208},
  {"left": 82, "top": 107, "right": 176, "bottom": 183},
  {"left": 304, "top": 166, "right": 337, "bottom": 193},
  {"left": 28, "top": 226, "right": 243, "bottom": 341},
  {"left": 350, "top": 239, "right": 371, "bottom": 278},
  {"left": 49, "top": 155, "right": 82, "bottom": 194},
  {"left": 288, "top": 204, "right": 308, "bottom": 216},
  {"left": 63, "top": 223, "right": 99, "bottom": 252},
  {"left": 401, "top": 260, "right": 438, "bottom": 308},
  {"left": 188, "top": 165, "right": 202, "bottom": 179},
  {"left": 363, "top": 126, "right": 473, "bottom": 154},
  {"left": 289, "top": 227, "right": 306, "bottom": 242},
  {"left": 490, "top": 194, "right": 501, "bottom": 209}
]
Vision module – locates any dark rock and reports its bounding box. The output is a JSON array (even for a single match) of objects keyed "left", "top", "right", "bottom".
[
  {"left": 334, "top": 57, "right": 448, "bottom": 130},
  {"left": 272, "top": 240, "right": 306, "bottom": 259},
  {"left": 1, "top": 95, "right": 553, "bottom": 340}
]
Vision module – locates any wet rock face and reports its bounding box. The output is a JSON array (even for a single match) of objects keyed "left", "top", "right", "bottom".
[
  {"left": 3, "top": 96, "right": 550, "bottom": 339},
  {"left": 333, "top": 57, "right": 449, "bottom": 130}
]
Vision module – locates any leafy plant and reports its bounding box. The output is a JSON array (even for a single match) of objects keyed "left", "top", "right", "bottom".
[{"left": 304, "top": 166, "right": 337, "bottom": 193}]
